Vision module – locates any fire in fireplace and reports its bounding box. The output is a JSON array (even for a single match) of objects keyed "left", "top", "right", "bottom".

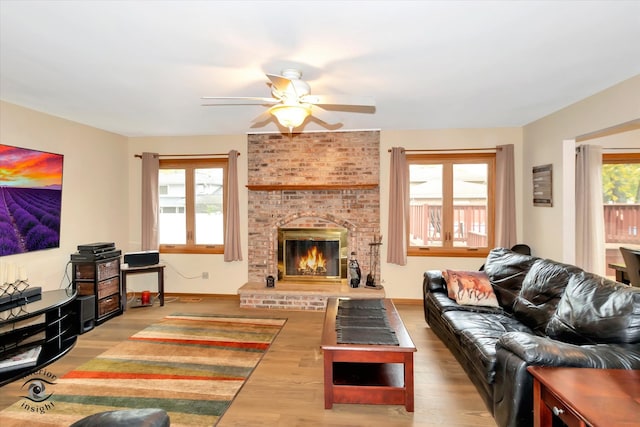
[
  {"left": 295, "top": 244, "right": 330, "bottom": 276},
  {"left": 278, "top": 228, "right": 348, "bottom": 283}
]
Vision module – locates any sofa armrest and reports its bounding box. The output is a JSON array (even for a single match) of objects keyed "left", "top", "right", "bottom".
[
  {"left": 423, "top": 270, "right": 446, "bottom": 324},
  {"left": 497, "top": 331, "right": 640, "bottom": 368},
  {"left": 424, "top": 270, "right": 446, "bottom": 293}
]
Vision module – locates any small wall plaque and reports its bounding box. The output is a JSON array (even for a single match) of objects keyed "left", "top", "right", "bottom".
[{"left": 533, "top": 164, "right": 553, "bottom": 207}]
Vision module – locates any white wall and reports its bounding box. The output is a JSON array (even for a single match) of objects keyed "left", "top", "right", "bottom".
[
  {"left": 0, "top": 101, "right": 129, "bottom": 291},
  {"left": 585, "top": 128, "right": 640, "bottom": 149},
  {"left": 523, "top": 75, "right": 640, "bottom": 262}
]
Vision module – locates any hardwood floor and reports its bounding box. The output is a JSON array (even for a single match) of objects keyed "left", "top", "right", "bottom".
[{"left": 0, "top": 297, "right": 496, "bottom": 426}]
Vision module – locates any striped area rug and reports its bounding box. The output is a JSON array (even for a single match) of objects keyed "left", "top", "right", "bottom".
[{"left": 0, "top": 313, "right": 286, "bottom": 426}]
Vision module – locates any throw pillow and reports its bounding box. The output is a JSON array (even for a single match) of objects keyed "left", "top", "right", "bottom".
[
  {"left": 442, "top": 270, "right": 457, "bottom": 299},
  {"left": 546, "top": 271, "right": 640, "bottom": 344},
  {"left": 447, "top": 270, "right": 500, "bottom": 308}
]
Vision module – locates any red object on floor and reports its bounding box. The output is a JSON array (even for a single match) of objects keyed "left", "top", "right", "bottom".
[{"left": 141, "top": 290, "right": 151, "bottom": 305}]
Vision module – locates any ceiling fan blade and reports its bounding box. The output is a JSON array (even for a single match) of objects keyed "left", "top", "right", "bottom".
[
  {"left": 311, "top": 105, "right": 341, "bottom": 125},
  {"left": 266, "top": 73, "right": 293, "bottom": 94},
  {"left": 201, "top": 96, "right": 279, "bottom": 105},
  {"left": 300, "top": 94, "right": 375, "bottom": 107},
  {"left": 250, "top": 109, "right": 273, "bottom": 126}
]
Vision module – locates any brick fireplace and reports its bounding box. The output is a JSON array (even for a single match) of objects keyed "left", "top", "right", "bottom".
[{"left": 239, "top": 130, "right": 384, "bottom": 310}]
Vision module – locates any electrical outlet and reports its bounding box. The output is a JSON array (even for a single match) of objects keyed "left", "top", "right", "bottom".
[{"left": 202, "top": 272, "right": 209, "bottom": 279}]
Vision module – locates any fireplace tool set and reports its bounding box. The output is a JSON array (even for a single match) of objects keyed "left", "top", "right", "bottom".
[{"left": 365, "top": 235, "right": 383, "bottom": 289}]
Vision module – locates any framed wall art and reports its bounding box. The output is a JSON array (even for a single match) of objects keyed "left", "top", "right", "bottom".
[
  {"left": 532, "top": 164, "right": 552, "bottom": 207},
  {"left": 0, "top": 144, "right": 64, "bottom": 256}
]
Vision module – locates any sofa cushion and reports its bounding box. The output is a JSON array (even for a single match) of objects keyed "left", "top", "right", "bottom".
[
  {"left": 459, "top": 328, "right": 504, "bottom": 384},
  {"left": 442, "top": 310, "right": 534, "bottom": 341},
  {"left": 427, "top": 290, "right": 466, "bottom": 313},
  {"left": 546, "top": 271, "right": 640, "bottom": 344},
  {"left": 427, "top": 291, "right": 505, "bottom": 316},
  {"left": 447, "top": 270, "right": 499, "bottom": 307},
  {"left": 512, "top": 259, "right": 581, "bottom": 332},
  {"left": 440, "top": 310, "right": 534, "bottom": 383},
  {"left": 483, "top": 248, "right": 539, "bottom": 312}
]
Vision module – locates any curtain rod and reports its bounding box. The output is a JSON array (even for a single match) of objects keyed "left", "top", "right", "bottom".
[
  {"left": 134, "top": 153, "right": 239, "bottom": 158},
  {"left": 387, "top": 147, "right": 500, "bottom": 153}
]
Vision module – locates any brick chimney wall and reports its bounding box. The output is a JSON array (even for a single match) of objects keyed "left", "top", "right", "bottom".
[{"left": 247, "top": 130, "right": 381, "bottom": 284}]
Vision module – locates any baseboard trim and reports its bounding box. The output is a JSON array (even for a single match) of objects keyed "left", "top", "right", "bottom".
[{"left": 164, "top": 292, "right": 239, "bottom": 300}]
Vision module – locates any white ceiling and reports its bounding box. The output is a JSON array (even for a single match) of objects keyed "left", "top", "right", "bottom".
[{"left": 1, "top": 1, "right": 639, "bottom": 137}]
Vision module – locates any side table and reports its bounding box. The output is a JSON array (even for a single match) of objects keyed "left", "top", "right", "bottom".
[
  {"left": 121, "top": 263, "right": 165, "bottom": 309},
  {"left": 528, "top": 366, "right": 640, "bottom": 427}
]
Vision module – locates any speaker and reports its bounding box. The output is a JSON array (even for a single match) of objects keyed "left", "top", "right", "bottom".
[
  {"left": 75, "top": 295, "right": 95, "bottom": 334},
  {"left": 124, "top": 250, "right": 159, "bottom": 267}
]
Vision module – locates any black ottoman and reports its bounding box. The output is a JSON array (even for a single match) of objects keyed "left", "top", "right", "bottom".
[{"left": 70, "top": 408, "right": 170, "bottom": 427}]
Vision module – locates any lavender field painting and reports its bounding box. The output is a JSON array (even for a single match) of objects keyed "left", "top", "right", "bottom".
[{"left": 0, "top": 144, "right": 63, "bottom": 256}]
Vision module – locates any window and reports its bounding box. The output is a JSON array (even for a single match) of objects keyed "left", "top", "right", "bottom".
[
  {"left": 602, "top": 153, "right": 640, "bottom": 276},
  {"left": 408, "top": 153, "right": 495, "bottom": 257},
  {"left": 158, "top": 158, "right": 227, "bottom": 254}
]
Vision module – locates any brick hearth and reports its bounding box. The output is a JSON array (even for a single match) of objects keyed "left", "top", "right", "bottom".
[{"left": 238, "top": 282, "right": 385, "bottom": 311}]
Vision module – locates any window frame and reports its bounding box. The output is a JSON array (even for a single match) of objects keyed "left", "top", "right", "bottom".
[
  {"left": 407, "top": 152, "right": 495, "bottom": 258},
  {"left": 158, "top": 157, "right": 227, "bottom": 255},
  {"left": 603, "top": 152, "right": 640, "bottom": 165}
]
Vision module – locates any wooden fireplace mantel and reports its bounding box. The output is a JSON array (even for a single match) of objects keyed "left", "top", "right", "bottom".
[{"left": 247, "top": 184, "right": 378, "bottom": 191}]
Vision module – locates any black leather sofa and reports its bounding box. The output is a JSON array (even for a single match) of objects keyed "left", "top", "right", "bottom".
[{"left": 423, "top": 247, "right": 640, "bottom": 427}]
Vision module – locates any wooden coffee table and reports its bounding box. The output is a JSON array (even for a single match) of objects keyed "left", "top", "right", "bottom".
[
  {"left": 528, "top": 366, "right": 640, "bottom": 427},
  {"left": 321, "top": 297, "right": 416, "bottom": 411}
]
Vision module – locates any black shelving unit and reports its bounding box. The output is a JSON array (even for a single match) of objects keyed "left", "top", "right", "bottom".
[{"left": 0, "top": 289, "right": 77, "bottom": 386}]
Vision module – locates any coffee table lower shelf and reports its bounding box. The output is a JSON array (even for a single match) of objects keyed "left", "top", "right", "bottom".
[{"left": 329, "top": 362, "right": 408, "bottom": 407}]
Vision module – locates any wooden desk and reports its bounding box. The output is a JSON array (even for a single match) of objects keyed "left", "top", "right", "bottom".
[
  {"left": 528, "top": 366, "right": 640, "bottom": 427},
  {"left": 608, "top": 263, "right": 630, "bottom": 284},
  {"left": 321, "top": 297, "right": 416, "bottom": 411},
  {"left": 121, "top": 263, "right": 165, "bottom": 308}
]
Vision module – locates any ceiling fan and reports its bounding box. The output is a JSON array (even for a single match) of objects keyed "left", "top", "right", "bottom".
[{"left": 201, "top": 69, "right": 375, "bottom": 133}]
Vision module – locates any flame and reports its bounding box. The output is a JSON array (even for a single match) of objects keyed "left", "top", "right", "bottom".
[{"left": 297, "top": 246, "right": 327, "bottom": 273}]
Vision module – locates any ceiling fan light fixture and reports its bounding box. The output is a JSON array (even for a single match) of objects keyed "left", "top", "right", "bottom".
[{"left": 269, "top": 103, "right": 311, "bottom": 132}]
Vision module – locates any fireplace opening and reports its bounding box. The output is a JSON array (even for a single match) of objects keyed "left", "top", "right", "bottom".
[{"left": 278, "top": 228, "right": 348, "bottom": 283}]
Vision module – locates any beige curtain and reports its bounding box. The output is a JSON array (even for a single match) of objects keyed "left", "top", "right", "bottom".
[
  {"left": 495, "top": 144, "right": 516, "bottom": 248},
  {"left": 576, "top": 145, "right": 605, "bottom": 274},
  {"left": 224, "top": 150, "right": 243, "bottom": 261},
  {"left": 141, "top": 152, "right": 159, "bottom": 250},
  {"left": 387, "top": 147, "right": 409, "bottom": 265}
]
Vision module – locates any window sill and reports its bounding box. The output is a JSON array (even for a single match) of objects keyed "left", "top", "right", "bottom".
[
  {"left": 160, "top": 246, "right": 224, "bottom": 255},
  {"left": 408, "top": 248, "right": 489, "bottom": 258}
]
